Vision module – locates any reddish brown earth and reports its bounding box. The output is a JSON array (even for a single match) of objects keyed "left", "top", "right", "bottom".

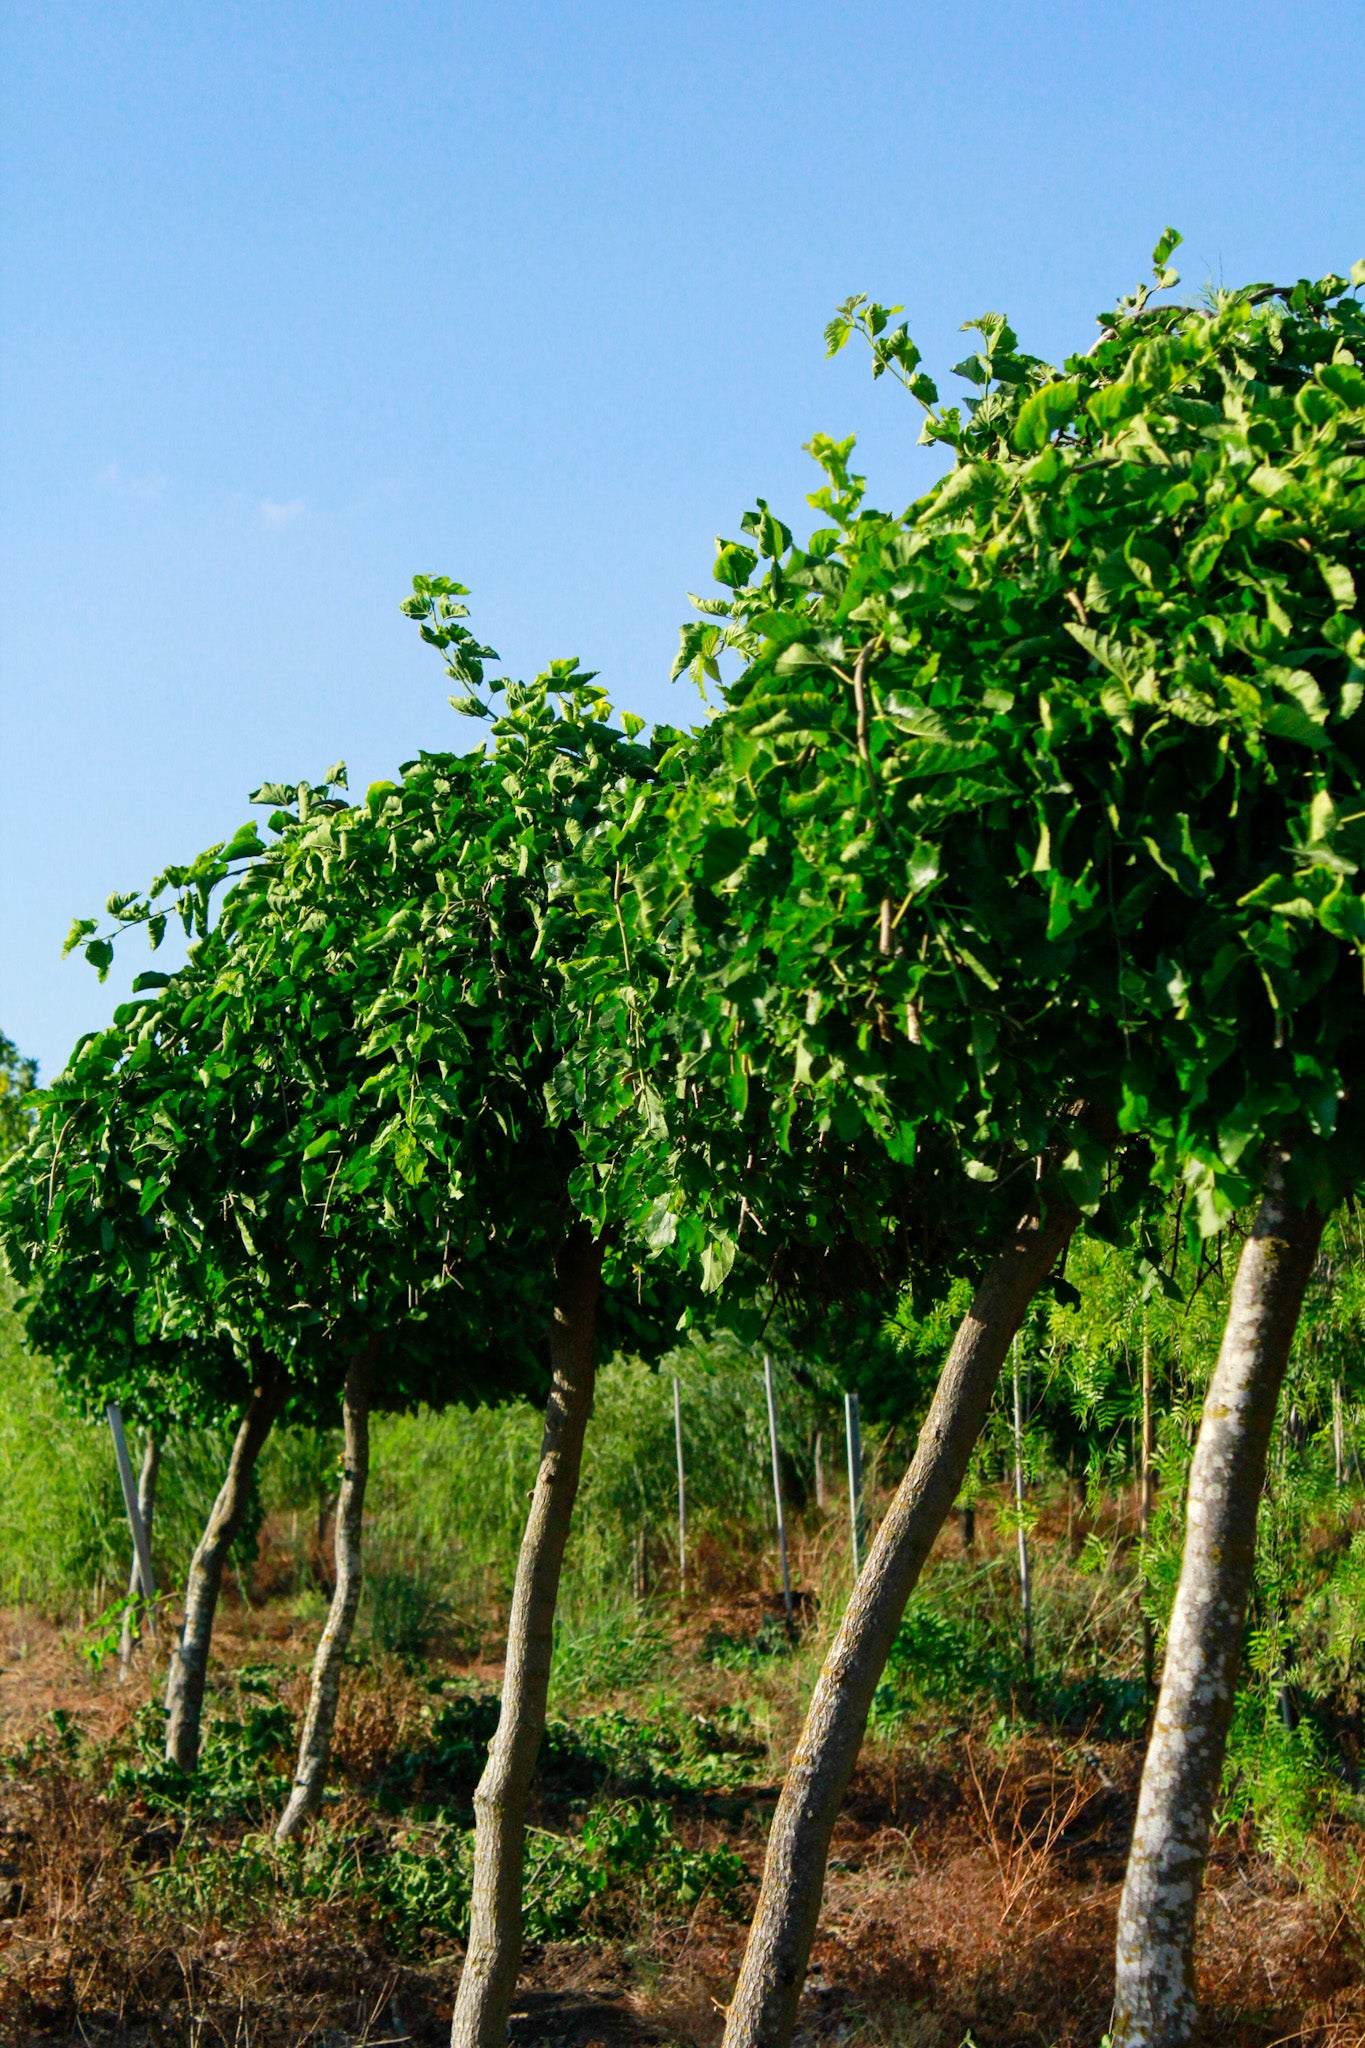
[{"left": 0, "top": 1581, "right": 1363, "bottom": 2046}]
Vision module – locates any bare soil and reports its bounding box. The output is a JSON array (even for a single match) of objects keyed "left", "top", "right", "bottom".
[{"left": 1, "top": 1589, "right": 1363, "bottom": 2048}]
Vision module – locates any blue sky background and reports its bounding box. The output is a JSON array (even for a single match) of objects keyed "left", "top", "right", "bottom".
[{"left": 3, "top": 0, "right": 1363, "bottom": 1078}]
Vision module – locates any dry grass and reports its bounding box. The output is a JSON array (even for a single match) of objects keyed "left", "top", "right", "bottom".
[{"left": 1, "top": 1522, "right": 1364, "bottom": 2048}]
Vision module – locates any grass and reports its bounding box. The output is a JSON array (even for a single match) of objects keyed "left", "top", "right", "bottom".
[
  {"left": 5, "top": 1309, "right": 1365, "bottom": 2042},
  {"left": 2, "top": 1484, "right": 1364, "bottom": 2047}
]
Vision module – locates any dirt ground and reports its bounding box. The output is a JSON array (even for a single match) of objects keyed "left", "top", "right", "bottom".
[{"left": 1, "top": 1596, "right": 1364, "bottom": 2048}]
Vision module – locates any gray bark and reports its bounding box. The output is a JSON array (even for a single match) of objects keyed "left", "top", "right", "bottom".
[
  {"left": 450, "top": 1223, "right": 604, "bottom": 2048},
  {"left": 721, "top": 1190, "right": 1080, "bottom": 2048},
  {"left": 164, "top": 1364, "right": 284, "bottom": 1769},
  {"left": 275, "top": 1351, "right": 372, "bottom": 1841},
  {"left": 1111, "top": 1170, "right": 1323, "bottom": 2048},
  {"left": 120, "top": 1431, "right": 162, "bottom": 1677}
]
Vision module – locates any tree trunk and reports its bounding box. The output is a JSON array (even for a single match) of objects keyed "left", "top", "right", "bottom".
[
  {"left": 450, "top": 1223, "right": 604, "bottom": 2048},
  {"left": 275, "top": 1351, "right": 372, "bottom": 1841},
  {"left": 721, "top": 1189, "right": 1080, "bottom": 2048},
  {"left": 1111, "top": 1169, "right": 1323, "bottom": 2048},
  {"left": 120, "top": 1430, "right": 162, "bottom": 1678},
  {"left": 164, "top": 1364, "right": 284, "bottom": 1769}
]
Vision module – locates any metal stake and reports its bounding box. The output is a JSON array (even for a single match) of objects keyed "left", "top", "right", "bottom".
[
  {"left": 764, "top": 1354, "right": 794, "bottom": 1628},
  {"left": 107, "top": 1403, "right": 157, "bottom": 1634},
  {"left": 844, "top": 1390, "right": 864, "bottom": 1576},
  {"left": 1012, "top": 1339, "right": 1033, "bottom": 1674},
  {"left": 673, "top": 1374, "right": 687, "bottom": 1598}
]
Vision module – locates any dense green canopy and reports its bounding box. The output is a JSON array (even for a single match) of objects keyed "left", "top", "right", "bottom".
[
  {"left": 618, "top": 249, "right": 1365, "bottom": 1302},
  {"left": 0, "top": 597, "right": 700, "bottom": 1437}
]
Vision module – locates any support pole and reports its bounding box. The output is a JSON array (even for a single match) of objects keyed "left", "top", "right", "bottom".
[
  {"left": 844, "top": 1391, "right": 864, "bottom": 1577},
  {"left": 673, "top": 1374, "right": 687, "bottom": 1599},
  {"left": 764, "top": 1354, "right": 794, "bottom": 1629},
  {"left": 1011, "top": 1340, "right": 1032, "bottom": 1675},
  {"left": 1141, "top": 1320, "right": 1155, "bottom": 1698},
  {"left": 107, "top": 1403, "right": 157, "bottom": 1633},
  {"left": 120, "top": 1431, "right": 161, "bottom": 1677}
]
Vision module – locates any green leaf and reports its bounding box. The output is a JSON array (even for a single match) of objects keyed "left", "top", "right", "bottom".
[
  {"left": 1012, "top": 378, "right": 1080, "bottom": 453},
  {"left": 1152, "top": 226, "right": 1183, "bottom": 274},
  {"left": 700, "top": 1232, "right": 736, "bottom": 1293},
  {"left": 1319, "top": 883, "right": 1365, "bottom": 944},
  {"left": 905, "top": 841, "right": 940, "bottom": 892},
  {"left": 1087, "top": 381, "right": 1143, "bottom": 433},
  {"left": 698, "top": 826, "right": 751, "bottom": 888},
  {"left": 1320, "top": 361, "right": 1365, "bottom": 408},
  {"left": 1318, "top": 557, "right": 1357, "bottom": 609},
  {"left": 713, "top": 540, "right": 759, "bottom": 589}
]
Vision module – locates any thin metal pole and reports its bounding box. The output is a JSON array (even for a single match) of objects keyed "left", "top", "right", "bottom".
[
  {"left": 1012, "top": 1340, "right": 1032, "bottom": 1674},
  {"left": 844, "top": 1390, "right": 864, "bottom": 1576},
  {"left": 764, "top": 1354, "right": 794, "bottom": 1628},
  {"left": 107, "top": 1403, "right": 157, "bottom": 1633},
  {"left": 673, "top": 1375, "right": 687, "bottom": 1598},
  {"left": 1140, "top": 1320, "right": 1155, "bottom": 1697},
  {"left": 120, "top": 1432, "right": 161, "bottom": 1677}
]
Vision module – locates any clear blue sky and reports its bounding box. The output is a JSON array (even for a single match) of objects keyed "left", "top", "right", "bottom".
[{"left": 3, "top": 0, "right": 1362, "bottom": 1079}]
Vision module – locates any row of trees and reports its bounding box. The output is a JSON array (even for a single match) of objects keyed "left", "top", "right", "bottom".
[{"left": 4, "top": 232, "right": 1365, "bottom": 2047}]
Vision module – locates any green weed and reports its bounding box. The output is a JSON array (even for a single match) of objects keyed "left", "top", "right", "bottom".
[
  {"left": 114, "top": 1692, "right": 294, "bottom": 1821},
  {"left": 143, "top": 1797, "right": 743, "bottom": 1946},
  {"left": 381, "top": 1682, "right": 764, "bottom": 1818}
]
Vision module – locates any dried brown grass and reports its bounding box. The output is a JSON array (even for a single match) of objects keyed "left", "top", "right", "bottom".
[{"left": 0, "top": 1550, "right": 1364, "bottom": 2048}]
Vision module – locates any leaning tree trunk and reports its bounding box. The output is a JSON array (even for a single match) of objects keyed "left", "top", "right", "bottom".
[
  {"left": 275, "top": 1350, "right": 373, "bottom": 1842},
  {"left": 1111, "top": 1168, "right": 1323, "bottom": 2048},
  {"left": 164, "top": 1363, "right": 284, "bottom": 1769},
  {"left": 722, "top": 1188, "right": 1081, "bottom": 2048},
  {"left": 450, "top": 1222, "right": 604, "bottom": 2048},
  {"left": 120, "top": 1428, "right": 162, "bottom": 1677}
]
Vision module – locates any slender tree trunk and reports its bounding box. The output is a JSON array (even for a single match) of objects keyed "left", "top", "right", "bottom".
[
  {"left": 721, "top": 1189, "right": 1080, "bottom": 2048},
  {"left": 1111, "top": 1170, "right": 1323, "bottom": 2048},
  {"left": 275, "top": 1351, "right": 373, "bottom": 1841},
  {"left": 451, "top": 1223, "right": 604, "bottom": 2048},
  {"left": 120, "top": 1430, "right": 162, "bottom": 1678},
  {"left": 164, "top": 1364, "right": 284, "bottom": 1769},
  {"left": 1333, "top": 1378, "right": 1345, "bottom": 1492},
  {"left": 814, "top": 1431, "right": 826, "bottom": 1513}
]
